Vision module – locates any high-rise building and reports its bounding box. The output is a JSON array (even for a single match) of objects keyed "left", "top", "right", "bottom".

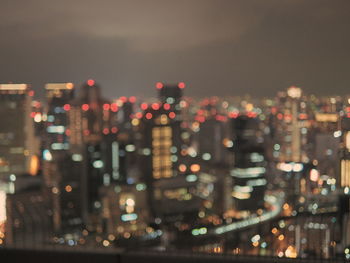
[
  {"left": 139, "top": 83, "right": 201, "bottom": 223},
  {"left": 42, "top": 83, "right": 85, "bottom": 232},
  {"left": 0, "top": 83, "right": 40, "bottom": 245},
  {"left": 230, "top": 115, "right": 267, "bottom": 212},
  {"left": 0, "top": 84, "right": 39, "bottom": 185}
]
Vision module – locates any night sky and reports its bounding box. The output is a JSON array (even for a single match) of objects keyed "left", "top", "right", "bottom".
[{"left": 1, "top": 0, "right": 350, "bottom": 98}]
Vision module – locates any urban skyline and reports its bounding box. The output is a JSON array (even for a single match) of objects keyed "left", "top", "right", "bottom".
[
  {"left": 0, "top": 80, "right": 349, "bottom": 261},
  {"left": 1, "top": 1, "right": 350, "bottom": 262}
]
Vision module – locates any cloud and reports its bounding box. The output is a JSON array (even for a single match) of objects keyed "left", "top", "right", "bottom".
[{"left": 0, "top": 0, "right": 277, "bottom": 51}]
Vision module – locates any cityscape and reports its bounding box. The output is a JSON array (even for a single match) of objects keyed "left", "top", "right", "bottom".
[
  {"left": 0, "top": 81, "right": 349, "bottom": 261},
  {"left": 1, "top": 1, "right": 350, "bottom": 262}
]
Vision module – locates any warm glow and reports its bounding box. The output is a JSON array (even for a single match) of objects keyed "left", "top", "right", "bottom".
[
  {"left": 190, "top": 164, "right": 200, "bottom": 173},
  {"left": 29, "top": 155, "right": 39, "bottom": 176}
]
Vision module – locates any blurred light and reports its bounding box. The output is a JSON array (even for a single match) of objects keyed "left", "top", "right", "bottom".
[
  {"left": 72, "top": 154, "right": 83, "bottom": 162},
  {"left": 287, "top": 86, "right": 302, "bottom": 98},
  {"left": 103, "top": 104, "right": 110, "bottom": 111},
  {"left": 146, "top": 113, "right": 152, "bottom": 119},
  {"left": 333, "top": 130, "right": 342, "bottom": 138},
  {"left": 129, "top": 96, "right": 136, "bottom": 103},
  {"left": 152, "top": 103, "right": 160, "bottom": 110},
  {"left": 163, "top": 103, "right": 170, "bottom": 110},
  {"left": 202, "top": 153, "right": 211, "bottom": 161},
  {"left": 111, "top": 103, "right": 118, "bottom": 112},
  {"left": 29, "top": 155, "right": 39, "bottom": 176},
  {"left": 156, "top": 82, "right": 163, "bottom": 89},
  {"left": 141, "top": 103, "right": 148, "bottom": 110},
  {"left": 34, "top": 113, "right": 42, "bottom": 122},
  {"left": 310, "top": 169, "right": 319, "bottom": 182},
  {"left": 169, "top": 112, "right": 176, "bottom": 119},
  {"left": 82, "top": 104, "right": 89, "bottom": 111},
  {"left": 190, "top": 164, "right": 200, "bottom": 173},
  {"left": 178, "top": 82, "right": 185, "bottom": 89},
  {"left": 121, "top": 213, "right": 137, "bottom": 222},
  {"left": 87, "top": 79, "right": 95, "bottom": 86},
  {"left": 43, "top": 149, "right": 52, "bottom": 161},
  {"left": 65, "top": 185, "right": 72, "bottom": 192},
  {"left": 186, "top": 174, "right": 197, "bottom": 182},
  {"left": 93, "top": 160, "right": 103, "bottom": 169}
]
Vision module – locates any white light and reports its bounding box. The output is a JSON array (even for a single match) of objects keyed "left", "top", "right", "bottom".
[
  {"left": 202, "top": 153, "right": 211, "bottom": 161},
  {"left": 121, "top": 213, "right": 137, "bottom": 222},
  {"left": 34, "top": 113, "right": 42, "bottom": 123},
  {"left": 125, "top": 144, "right": 135, "bottom": 152},
  {"left": 47, "top": 125, "right": 65, "bottom": 134},
  {"left": 72, "top": 154, "right": 83, "bottom": 162},
  {"left": 333, "top": 130, "right": 342, "bottom": 138},
  {"left": 186, "top": 174, "right": 197, "bottom": 182},
  {"left": 293, "top": 163, "right": 303, "bottom": 172},
  {"left": 251, "top": 234, "right": 260, "bottom": 243},
  {"left": 126, "top": 198, "right": 135, "bottom": 206},
  {"left": 93, "top": 160, "right": 103, "bottom": 169},
  {"left": 43, "top": 149, "right": 53, "bottom": 161}
]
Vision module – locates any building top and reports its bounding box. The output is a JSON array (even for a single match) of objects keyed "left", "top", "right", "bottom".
[
  {"left": 45, "top": 83, "right": 74, "bottom": 90},
  {"left": 0, "top": 84, "right": 28, "bottom": 90}
]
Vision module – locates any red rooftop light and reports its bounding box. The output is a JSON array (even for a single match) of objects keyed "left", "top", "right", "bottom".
[
  {"left": 87, "top": 79, "right": 95, "bottom": 86},
  {"left": 129, "top": 96, "right": 136, "bottom": 103},
  {"left": 111, "top": 103, "right": 118, "bottom": 112},
  {"left": 63, "top": 104, "right": 71, "bottom": 111},
  {"left": 178, "top": 82, "right": 185, "bottom": 89},
  {"left": 141, "top": 103, "right": 148, "bottom": 110},
  {"left": 156, "top": 82, "right": 163, "bottom": 90},
  {"left": 120, "top": 96, "right": 128, "bottom": 103},
  {"left": 163, "top": 103, "right": 171, "bottom": 110},
  {"left": 103, "top": 103, "right": 110, "bottom": 111},
  {"left": 169, "top": 112, "right": 176, "bottom": 119},
  {"left": 82, "top": 104, "right": 89, "bottom": 111},
  {"left": 152, "top": 103, "right": 160, "bottom": 110}
]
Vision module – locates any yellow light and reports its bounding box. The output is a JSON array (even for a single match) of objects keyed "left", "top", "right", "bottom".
[
  {"left": 29, "top": 155, "right": 39, "bottom": 176},
  {"left": 102, "top": 240, "right": 110, "bottom": 247},
  {"left": 131, "top": 118, "right": 139, "bottom": 126},
  {"left": 278, "top": 234, "right": 285, "bottom": 241},
  {"left": 126, "top": 198, "right": 135, "bottom": 206},
  {"left": 65, "top": 185, "right": 72, "bottom": 192},
  {"left": 287, "top": 86, "right": 302, "bottom": 98},
  {"left": 285, "top": 245, "right": 297, "bottom": 258},
  {"left": 66, "top": 83, "right": 74, "bottom": 89},
  {"left": 190, "top": 164, "right": 200, "bottom": 173},
  {"left": 246, "top": 103, "right": 254, "bottom": 112},
  {"left": 346, "top": 131, "right": 350, "bottom": 151},
  {"left": 315, "top": 113, "right": 338, "bottom": 122},
  {"left": 179, "top": 164, "right": 187, "bottom": 173}
]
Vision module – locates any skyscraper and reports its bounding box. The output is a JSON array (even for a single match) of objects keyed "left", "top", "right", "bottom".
[
  {"left": 230, "top": 115, "right": 267, "bottom": 212},
  {"left": 42, "top": 83, "right": 84, "bottom": 232},
  {"left": 0, "top": 84, "right": 39, "bottom": 186}
]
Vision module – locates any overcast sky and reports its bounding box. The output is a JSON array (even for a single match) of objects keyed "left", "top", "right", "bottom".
[{"left": 1, "top": 0, "right": 350, "bottom": 98}]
